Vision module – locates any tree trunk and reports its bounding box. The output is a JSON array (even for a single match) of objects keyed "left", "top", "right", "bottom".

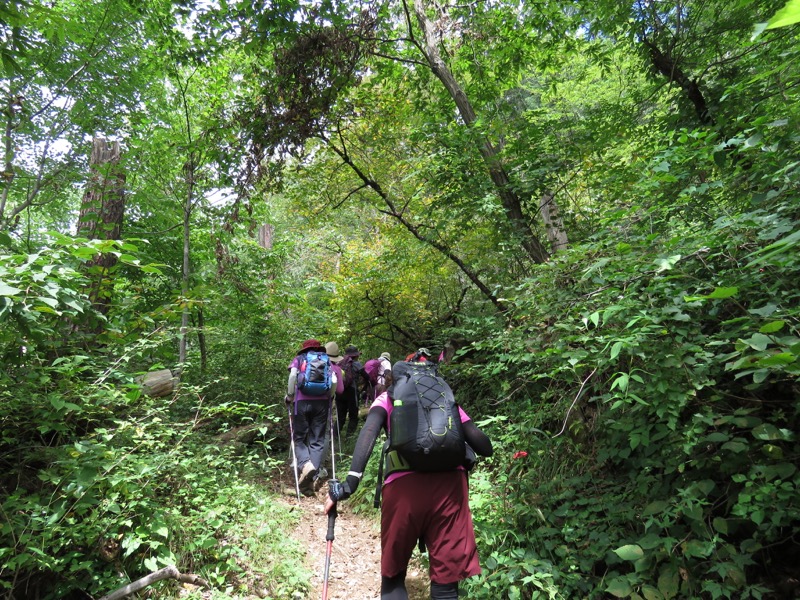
[
  {"left": 77, "top": 137, "right": 126, "bottom": 318},
  {"left": 257, "top": 223, "right": 274, "bottom": 249},
  {"left": 641, "top": 38, "right": 714, "bottom": 125},
  {"left": 539, "top": 192, "right": 568, "bottom": 253},
  {"left": 179, "top": 165, "right": 191, "bottom": 368},
  {"left": 0, "top": 97, "right": 16, "bottom": 228},
  {"left": 178, "top": 77, "right": 195, "bottom": 372},
  {"left": 197, "top": 308, "right": 207, "bottom": 373},
  {"left": 410, "top": 0, "right": 550, "bottom": 264}
]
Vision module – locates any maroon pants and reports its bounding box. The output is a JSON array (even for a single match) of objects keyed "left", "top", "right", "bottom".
[{"left": 380, "top": 470, "right": 481, "bottom": 584}]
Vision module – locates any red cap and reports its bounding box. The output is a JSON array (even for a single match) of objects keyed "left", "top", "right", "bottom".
[{"left": 299, "top": 339, "right": 324, "bottom": 353}]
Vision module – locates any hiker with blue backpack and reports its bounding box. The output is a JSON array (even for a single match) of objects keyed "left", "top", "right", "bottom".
[
  {"left": 324, "top": 350, "right": 493, "bottom": 600},
  {"left": 286, "top": 339, "right": 337, "bottom": 496}
]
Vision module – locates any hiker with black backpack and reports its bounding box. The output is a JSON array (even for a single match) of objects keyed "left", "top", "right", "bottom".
[
  {"left": 286, "top": 339, "right": 337, "bottom": 496},
  {"left": 335, "top": 344, "right": 367, "bottom": 437},
  {"left": 324, "top": 350, "right": 493, "bottom": 600}
]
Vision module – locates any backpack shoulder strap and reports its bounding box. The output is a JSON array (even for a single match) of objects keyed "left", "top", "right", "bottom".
[{"left": 373, "top": 439, "right": 389, "bottom": 509}]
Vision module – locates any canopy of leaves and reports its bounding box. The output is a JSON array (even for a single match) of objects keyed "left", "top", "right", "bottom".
[{"left": 1, "top": 0, "right": 798, "bottom": 598}]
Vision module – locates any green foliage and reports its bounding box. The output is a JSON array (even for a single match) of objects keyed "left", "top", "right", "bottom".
[
  {"left": 461, "top": 192, "right": 799, "bottom": 598},
  {"left": 0, "top": 234, "right": 301, "bottom": 597},
  {"left": 1, "top": 361, "right": 304, "bottom": 597},
  {"left": 756, "top": 0, "right": 800, "bottom": 34},
  {"left": 3, "top": 0, "right": 800, "bottom": 598}
]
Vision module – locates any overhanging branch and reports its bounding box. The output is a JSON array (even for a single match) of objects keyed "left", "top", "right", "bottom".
[{"left": 322, "top": 134, "right": 507, "bottom": 313}]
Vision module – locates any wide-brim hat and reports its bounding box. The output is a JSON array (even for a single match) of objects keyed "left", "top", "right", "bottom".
[
  {"left": 325, "top": 341, "right": 345, "bottom": 363},
  {"left": 344, "top": 344, "right": 361, "bottom": 357},
  {"left": 299, "top": 338, "right": 325, "bottom": 353},
  {"left": 380, "top": 352, "right": 391, "bottom": 361}
]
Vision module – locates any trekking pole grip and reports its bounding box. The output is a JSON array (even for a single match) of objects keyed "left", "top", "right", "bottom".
[{"left": 326, "top": 504, "right": 337, "bottom": 541}]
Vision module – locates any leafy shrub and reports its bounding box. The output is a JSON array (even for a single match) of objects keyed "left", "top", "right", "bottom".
[
  {"left": 0, "top": 239, "right": 305, "bottom": 598},
  {"left": 460, "top": 196, "right": 799, "bottom": 599}
]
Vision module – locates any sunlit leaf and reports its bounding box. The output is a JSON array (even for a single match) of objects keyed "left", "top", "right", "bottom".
[
  {"left": 0, "top": 282, "right": 22, "bottom": 296},
  {"left": 614, "top": 544, "right": 644, "bottom": 561},
  {"left": 606, "top": 577, "right": 633, "bottom": 597},
  {"left": 759, "top": 320, "right": 785, "bottom": 333},
  {"left": 766, "top": 0, "right": 800, "bottom": 29}
]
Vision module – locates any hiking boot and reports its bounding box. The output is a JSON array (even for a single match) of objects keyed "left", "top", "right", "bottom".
[
  {"left": 298, "top": 461, "right": 315, "bottom": 487},
  {"left": 313, "top": 467, "right": 328, "bottom": 492}
]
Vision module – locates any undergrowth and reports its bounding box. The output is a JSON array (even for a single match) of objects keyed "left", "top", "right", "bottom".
[{"left": 453, "top": 194, "right": 799, "bottom": 599}]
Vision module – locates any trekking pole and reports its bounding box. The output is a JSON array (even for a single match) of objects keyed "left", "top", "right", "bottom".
[
  {"left": 286, "top": 399, "right": 301, "bottom": 501},
  {"left": 322, "top": 397, "right": 338, "bottom": 600},
  {"left": 333, "top": 400, "right": 342, "bottom": 462},
  {"left": 328, "top": 396, "right": 336, "bottom": 480},
  {"left": 321, "top": 499, "right": 337, "bottom": 600}
]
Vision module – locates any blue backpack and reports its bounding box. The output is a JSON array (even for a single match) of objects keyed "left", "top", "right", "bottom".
[{"left": 297, "top": 350, "right": 332, "bottom": 396}]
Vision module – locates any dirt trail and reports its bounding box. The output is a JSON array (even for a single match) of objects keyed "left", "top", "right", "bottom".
[
  {"left": 282, "top": 484, "right": 430, "bottom": 600},
  {"left": 278, "top": 404, "right": 430, "bottom": 600}
]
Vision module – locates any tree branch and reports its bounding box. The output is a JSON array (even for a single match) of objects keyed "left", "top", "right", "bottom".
[
  {"left": 553, "top": 368, "right": 597, "bottom": 439},
  {"left": 323, "top": 133, "right": 507, "bottom": 313},
  {"left": 98, "top": 566, "right": 211, "bottom": 600}
]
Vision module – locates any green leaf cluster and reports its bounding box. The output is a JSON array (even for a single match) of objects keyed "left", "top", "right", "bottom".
[{"left": 458, "top": 193, "right": 799, "bottom": 598}]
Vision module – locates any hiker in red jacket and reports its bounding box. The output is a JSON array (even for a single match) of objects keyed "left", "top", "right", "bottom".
[
  {"left": 404, "top": 347, "right": 431, "bottom": 362},
  {"left": 324, "top": 351, "right": 493, "bottom": 600}
]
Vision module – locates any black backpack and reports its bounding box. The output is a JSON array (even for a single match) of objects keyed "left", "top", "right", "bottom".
[
  {"left": 339, "top": 355, "right": 362, "bottom": 390},
  {"left": 387, "top": 360, "right": 466, "bottom": 472},
  {"left": 373, "top": 360, "right": 472, "bottom": 507}
]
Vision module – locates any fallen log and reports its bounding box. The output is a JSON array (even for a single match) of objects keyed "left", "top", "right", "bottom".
[{"left": 98, "top": 565, "right": 210, "bottom": 600}]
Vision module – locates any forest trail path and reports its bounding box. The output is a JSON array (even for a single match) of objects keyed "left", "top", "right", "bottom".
[{"left": 278, "top": 482, "right": 430, "bottom": 600}]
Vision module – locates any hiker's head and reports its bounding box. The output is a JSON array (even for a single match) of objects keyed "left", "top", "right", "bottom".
[
  {"left": 380, "top": 352, "right": 391, "bottom": 361},
  {"left": 344, "top": 345, "right": 361, "bottom": 358},
  {"left": 299, "top": 339, "right": 325, "bottom": 354},
  {"left": 405, "top": 348, "right": 431, "bottom": 362},
  {"left": 325, "top": 341, "right": 345, "bottom": 363}
]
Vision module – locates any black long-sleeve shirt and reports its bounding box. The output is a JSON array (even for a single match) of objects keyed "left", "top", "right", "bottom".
[{"left": 342, "top": 402, "right": 493, "bottom": 495}]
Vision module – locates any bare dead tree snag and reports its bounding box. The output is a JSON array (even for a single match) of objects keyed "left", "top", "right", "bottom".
[{"left": 77, "top": 137, "right": 126, "bottom": 317}]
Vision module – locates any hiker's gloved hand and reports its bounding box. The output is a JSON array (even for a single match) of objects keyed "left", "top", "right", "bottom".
[
  {"left": 328, "top": 480, "right": 351, "bottom": 502},
  {"left": 284, "top": 394, "right": 292, "bottom": 405}
]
